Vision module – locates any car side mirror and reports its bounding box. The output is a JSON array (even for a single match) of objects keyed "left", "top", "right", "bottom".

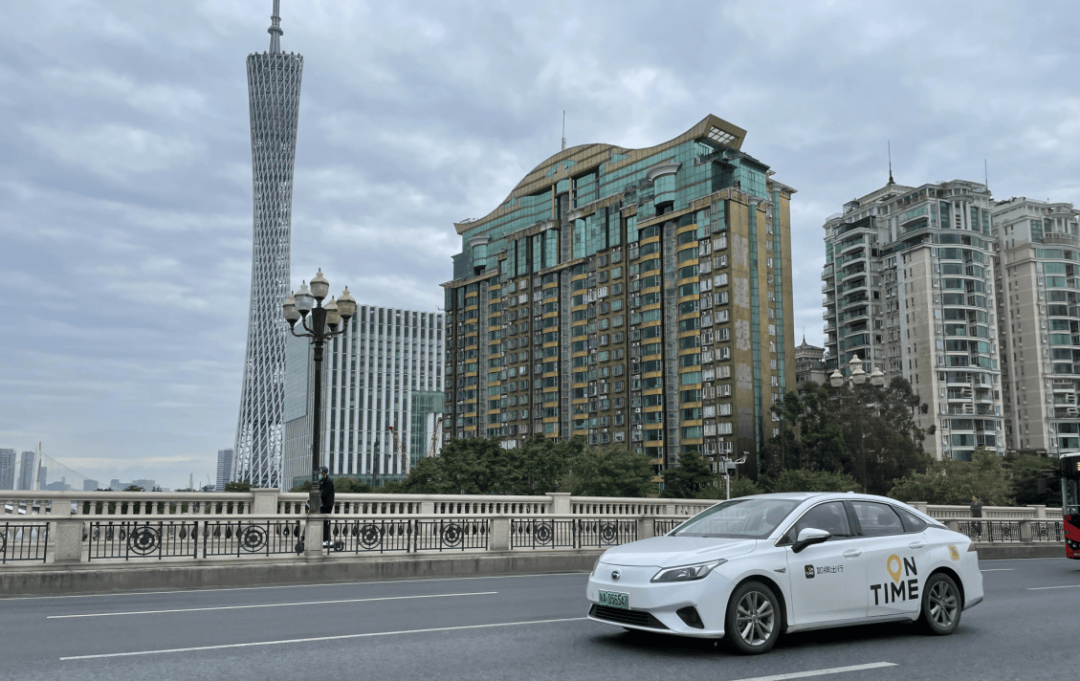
[{"left": 791, "top": 527, "right": 831, "bottom": 554}]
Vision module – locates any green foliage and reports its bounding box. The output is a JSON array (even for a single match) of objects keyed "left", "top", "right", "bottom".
[
  {"left": 123, "top": 484, "right": 144, "bottom": 492},
  {"left": 661, "top": 451, "right": 718, "bottom": 499},
  {"left": 890, "top": 447, "right": 1013, "bottom": 505},
  {"left": 224, "top": 480, "right": 251, "bottom": 492},
  {"left": 291, "top": 481, "right": 313, "bottom": 493},
  {"left": 334, "top": 478, "right": 374, "bottom": 494},
  {"left": 765, "top": 468, "right": 861, "bottom": 493},
  {"left": 1006, "top": 453, "right": 1061, "bottom": 507},
  {"left": 761, "top": 378, "right": 932, "bottom": 494},
  {"left": 568, "top": 445, "right": 655, "bottom": 498},
  {"left": 728, "top": 477, "right": 763, "bottom": 498}
]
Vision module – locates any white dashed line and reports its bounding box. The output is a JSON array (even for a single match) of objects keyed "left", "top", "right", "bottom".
[
  {"left": 728, "top": 662, "right": 898, "bottom": 681},
  {"left": 59, "top": 617, "right": 588, "bottom": 660}
]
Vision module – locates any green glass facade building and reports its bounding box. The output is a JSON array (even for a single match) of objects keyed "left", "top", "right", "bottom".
[{"left": 442, "top": 115, "right": 796, "bottom": 480}]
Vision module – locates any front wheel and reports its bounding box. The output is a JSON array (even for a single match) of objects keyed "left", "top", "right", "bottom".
[
  {"left": 725, "top": 581, "right": 781, "bottom": 654},
  {"left": 920, "top": 573, "right": 961, "bottom": 635}
]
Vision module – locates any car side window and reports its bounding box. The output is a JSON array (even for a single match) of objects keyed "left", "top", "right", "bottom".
[
  {"left": 852, "top": 501, "right": 905, "bottom": 537},
  {"left": 794, "top": 501, "right": 853, "bottom": 539},
  {"left": 896, "top": 507, "right": 928, "bottom": 533}
]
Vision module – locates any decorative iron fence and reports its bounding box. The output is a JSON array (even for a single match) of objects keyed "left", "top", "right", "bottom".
[
  {"left": 510, "top": 519, "right": 637, "bottom": 549},
  {"left": 328, "top": 519, "right": 411, "bottom": 553},
  {"left": 1, "top": 522, "right": 49, "bottom": 564},
  {"left": 203, "top": 519, "right": 303, "bottom": 557},
  {"left": 956, "top": 520, "right": 1064, "bottom": 543},
  {"left": 87, "top": 521, "right": 199, "bottom": 561},
  {"left": 415, "top": 519, "right": 489, "bottom": 552},
  {"left": 653, "top": 519, "right": 685, "bottom": 536}
]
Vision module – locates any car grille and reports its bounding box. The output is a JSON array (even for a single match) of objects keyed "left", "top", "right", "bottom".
[{"left": 589, "top": 604, "right": 668, "bottom": 629}]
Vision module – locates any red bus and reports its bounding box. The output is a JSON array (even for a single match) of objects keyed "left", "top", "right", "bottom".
[{"left": 1062, "top": 452, "right": 1080, "bottom": 560}]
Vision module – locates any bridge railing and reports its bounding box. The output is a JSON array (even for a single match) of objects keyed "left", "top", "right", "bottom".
[{"left": 0, "top": 490, "right": 1065, "bottom": 567}]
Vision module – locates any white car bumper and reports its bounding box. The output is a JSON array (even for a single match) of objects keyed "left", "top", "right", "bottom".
[{"left": 586, "top": 562, "right": 734, "bottom": 638}]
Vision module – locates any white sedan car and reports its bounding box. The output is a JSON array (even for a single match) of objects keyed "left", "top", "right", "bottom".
[{"left": 586, "top": 492, "right": 983, "bottom": 654}]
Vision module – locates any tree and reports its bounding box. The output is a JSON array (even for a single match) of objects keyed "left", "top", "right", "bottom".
[
  {"left": 764, "top": 468, "right": 861, "bottom": 493},
  {"left": 890, "top": 447, "right": 1013, "bottom": 505},
  {"left": 761, "top": 377, "right": 932, "bottom": 495},
  {"left": 1006, "top": 452, "right": 1061, "bottom": 507},
  {"left": 568, "top": 446, "right": 654, "bottom": 497},
  {"left": 661, "top": 451, "right": 718, "bottom": 499},
  {"left": 334, "top": 478, "right": 374, "bottom": 494},
  {"left": 516, "top": 436, "right": 578, "bottom": 494},
  {"left": 123, "top": 484, "right": 144, "bottom": 492},
  {"left": 729, "top": 477, "right": 763, "bottom": 498},
  {"left": 224, "top": 480, "right": 251, "bottom": 492}
]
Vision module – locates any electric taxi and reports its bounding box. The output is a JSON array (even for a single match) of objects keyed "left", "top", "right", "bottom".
[{"left": 586, "top": 492, "right": 983, "bottom": 654}]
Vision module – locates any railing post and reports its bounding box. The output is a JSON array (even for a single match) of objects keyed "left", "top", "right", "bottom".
[
  {"left": 1019, "top": 520, "right": 1033, "bottom": 544},
  {"left": 636, "top": 517, "right": 653, "bottom": 541},
  {"left": 53, "top": 518, "right": 84, "bottom": 564},
  {"left": 1027, "top": 505, "right": 1047, "bottom": 520},
  {"left": 304, "top": 516, "right": 324, "bottom": 559},
  {"left": 550, "top": 493, "right": 571, "bottom": 515},
  {"left": 490, "top": 517, "right": 510, "bottom": 551},
  {"left": 251, "top": 488, "right": 278, "bottom": 515}
]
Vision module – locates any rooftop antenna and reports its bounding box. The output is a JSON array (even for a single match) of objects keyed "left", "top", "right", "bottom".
[
  {"left": 887, "top": 141, "right": 894, "bottom": 185},
  {"left": 561, "top": 111, "right": 566, "bottom": 151},
  {"left": 984, "top": 159, "right": 989, "bottom": 192},
  {"left": 268, "top": 0, "right": 283, "bottom": 53}
]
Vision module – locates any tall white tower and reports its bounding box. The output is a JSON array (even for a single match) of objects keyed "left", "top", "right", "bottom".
[{"left": 234, "top": 0, "right": 304, "bottom": 488}]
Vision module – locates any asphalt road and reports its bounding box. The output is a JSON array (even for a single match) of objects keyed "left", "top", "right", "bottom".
[{"left": 1, "top": 557, "right": 1078, "bottom": 681}]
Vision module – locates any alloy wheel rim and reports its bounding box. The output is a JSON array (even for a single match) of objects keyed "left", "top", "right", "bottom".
[
  {"left": 928, "top": 580, "right": 958, "bottom": 627},
  {"left": 735, "top": 590, "right": 774, "bottom": 645}
]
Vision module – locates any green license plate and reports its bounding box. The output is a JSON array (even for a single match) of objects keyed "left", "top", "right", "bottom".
[{"left": 599, "top": 590, "right": 629, "bottom": 610}]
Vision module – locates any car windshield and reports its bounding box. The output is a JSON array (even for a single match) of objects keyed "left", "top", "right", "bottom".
[{"left": 671, "top": 498, "right": 800, "bottom": 539}]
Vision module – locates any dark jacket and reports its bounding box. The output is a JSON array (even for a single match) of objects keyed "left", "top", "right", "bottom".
[
  {"left": 319, "top": 476, "right": 336, "bottom": 513},
  {"left": 969, "top": 500, "right": 983, "bottom": 518}
]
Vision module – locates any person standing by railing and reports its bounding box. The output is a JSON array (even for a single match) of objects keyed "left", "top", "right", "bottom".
[
  {"left": 970, "top": 496, "right": 984, "bottom": 541},
  {"left": 318, "top": 467, "right": 336, "bottom": 547}
]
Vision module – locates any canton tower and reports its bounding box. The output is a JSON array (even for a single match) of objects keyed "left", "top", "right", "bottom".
[{"left": 234, "top": 0, "right": 303, "bottom": 488}]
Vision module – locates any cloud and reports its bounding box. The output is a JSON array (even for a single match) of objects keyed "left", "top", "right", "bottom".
[{"left": 23, "top": 123, "right": 202, "bottom": 180}]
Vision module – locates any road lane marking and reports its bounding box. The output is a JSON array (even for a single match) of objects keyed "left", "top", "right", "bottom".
[
  {"left": 5, "top": 572, "right": 589, "bottom": 601},
  {"left": 728, "top": 662, "right": 898, "bottom": 681},
  {"left": 47, "top": 591, "right": 498, "bottom": 619},
  {"left": 1027, "top": 584, "right": 1080, "bottom": 591},
  {"left": 59, "top": 617, "right": 589, "bottom": 660},
  {"left": 979, "top": 568, "right": 1014, "bottom": 572}
]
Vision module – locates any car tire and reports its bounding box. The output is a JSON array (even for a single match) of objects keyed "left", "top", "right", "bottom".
[
  {"left": 919, "top": 572, "right": 962, "bottom": 636},
  {"left": 725, "top": 581, "right": 781, "bottom": 655}
]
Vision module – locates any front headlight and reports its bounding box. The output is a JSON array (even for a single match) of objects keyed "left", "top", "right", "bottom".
[{"left": 651, "top": 559, "right": 726, "bottom": 583}]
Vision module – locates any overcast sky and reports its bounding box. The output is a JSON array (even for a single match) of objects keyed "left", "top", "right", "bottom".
[{"left": 2, "top": 0, "right": 1078, "bottom": 490}]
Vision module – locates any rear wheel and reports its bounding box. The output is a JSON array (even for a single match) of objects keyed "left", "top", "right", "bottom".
[
  {"left": 919, "top": 573, "right": 961, "bottom": 635},
  {"left": 725, "top": 581, "right": 780, "bottom": 654}
]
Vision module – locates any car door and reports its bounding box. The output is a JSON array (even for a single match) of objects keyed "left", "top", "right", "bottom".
[
  {"left": 851, "top": 500, "right": 926, "bottom": 618},
  {"left": 783, "top": 501, "right": 868, "bottom": 626}
]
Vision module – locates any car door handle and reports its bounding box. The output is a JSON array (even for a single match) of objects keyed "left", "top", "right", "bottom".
[
  {"left": 909, "top": 542, "right": 926, "bottom": 549},
  {"left": 843, "top": 549, "right": 862, "bottom": 558}
]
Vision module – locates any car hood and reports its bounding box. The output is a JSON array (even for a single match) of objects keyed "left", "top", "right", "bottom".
[{"left": 599, "top": 536, "right": 758, "bottom": 567}]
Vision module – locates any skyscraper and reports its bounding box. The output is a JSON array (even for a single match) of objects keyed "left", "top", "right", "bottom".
[
  {"left": 216, "top": 449, "right": 235, "bottom": 491},
  {"left": 17, "top": 451, "right": 34, "bottom": 490},
  {"left": 234, "top": 0, "right": 304, "bottom": 488},
  {"left": 282, "top": 306, "right": 445, "bottom": 489},
  {"left": 0, "top": 449, "right": 15, "bottom": 490},
  {"left": 992, "top": 197, "right": 1080, "bottom": 454},
  {"left": 441, "top": 115, "right": 795, "bottom": 481},
  {"left": 821, "top": 179, "right": 1004, "bottom": 461}
]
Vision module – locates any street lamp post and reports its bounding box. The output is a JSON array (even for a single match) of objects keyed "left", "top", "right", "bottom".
[
  {"left": 830, "top": 354, "right": 885, "bottom": 493},
  {"left": 282, "top": 269, "right": 356, "bottom": 523}
]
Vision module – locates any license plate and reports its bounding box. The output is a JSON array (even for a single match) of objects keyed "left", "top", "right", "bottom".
[{"left": 598, "top": 590, "right": 629, "bottom": 610}]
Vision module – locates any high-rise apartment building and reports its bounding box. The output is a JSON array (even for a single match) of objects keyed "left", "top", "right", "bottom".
[
  {"left": 17, "top": 451, "right": 34, "bottom": 490},
  {"left": 234, "top": 0, "right": 304, "bottom": 488},
  {"left": 822, "top": 179, "right": 1004, "bottom": 461},
  {"left": 282, "top": 305, "right": 444, "bottom": 489},
  {"left": 216, "top": 449, "right": 235, "bottom": 491},
  {"left": 0, "top": 449, "right": 14, "bottom": 490},
  {"left": 992, "top": 197, "right": 1080, "bottom": 454},
  {"left": 441, "top": 115, "right": 796, "bottom": 477}
]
